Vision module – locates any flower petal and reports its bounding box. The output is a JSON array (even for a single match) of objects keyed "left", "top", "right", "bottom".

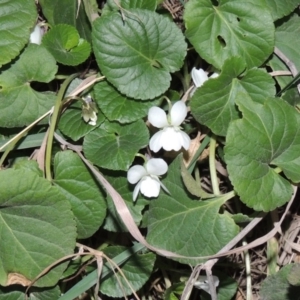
[
  {"left": 148, "top": 107, "right": 169, "bottom": 128},
  {"left": 210, "top": 72, "right": 219, "bottom": 79},
  {"left": 132, "top": 181, "right": 141, "bottom": 201},
  {"left": 170, "top": 101, "right": 187, "bottom": 126},
  {"left": 140, "top": 176, "right": 160, "bottom": 198},
  {"left": 127, "top": 165, "right": 147, "bottom": 184},
  {"left": 161, "top": 127, "right": 183, "bottom": 151},
  {"left": 149, "top": 130, "right": 164, "bottom": 152},
  {"left": 30, "top": 25, "right": 43, "bottom": 45},
  {"left": 191, "top": 67, "right": 208, "bottom": 88},
  {"left": 177, "top": 130, "right": 191, "bottom": 150},
  {"left": 146, "top": 158, "right": 168, "bottom": 176}
]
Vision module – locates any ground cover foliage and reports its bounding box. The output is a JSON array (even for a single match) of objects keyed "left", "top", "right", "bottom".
[{"left": 1, "top": 0, "right": 300, "bottom": 299}]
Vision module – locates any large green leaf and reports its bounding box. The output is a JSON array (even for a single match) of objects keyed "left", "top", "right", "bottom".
[
  {"left": 100, "top": 246, "right": 156, "bottom": 297},
  {"left": 191, "top": 57, "right": 275, "bottom": 136},
  {"left": 103, "top": 175, "right": 148, "bottom": 232},
  {"left": 54, "top": 151, "right": 107, "bottom": 239},
  {"left": 42, "top": 24, "right": 91, "bottom": 66},
  {"left": 184, "top": 0, "right": 274, "bottom": 69},
  {"left": 146, "top": 156, "right": 239, "bottom": 265},
  {"left": 0, "top": 44, "right": 57, "bottom": 127},
  {"left": 0, "top": 169, "right": 76, "bottom": 287},
  {"left": 260, "top": 264, "right": 300, "bottom": 300},
  {"left": 58, "top": 101, "right": 106, "bottom": 141},
  {"left": 92, "top": 9, "right": 187, "bottom": 100},
  {"left": 94, "top": 81, "right": 161, "bottom": 123},
  {"left": 0, "top": 0, "right": 37, "bottom": 67},
  {"left": 224, "top": 96, "right": 300, "bottom": 211},
  {"left": 83, "top": 119, "right": 149, "bottom": 170}
]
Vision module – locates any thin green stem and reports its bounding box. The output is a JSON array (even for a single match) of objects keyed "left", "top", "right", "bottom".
[
  {"left": 209, "top": 134, "right": 220, "bottom": 195},
  {"left": 45, "top": 74, "right": 78, "bottom": 181}
]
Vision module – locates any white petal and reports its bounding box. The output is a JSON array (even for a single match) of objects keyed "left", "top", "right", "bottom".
[
  {"left": 140, "top": 176, "right": 160, "bottom": 198},
  {"left": 148, "top": 107, "right": 169, "bottom": 128},
  {"left": 88, "top": 119, "right": 96, "bottom": 126},
  {"left": 170, "top": 101, "right": 187, "bottom": 126},
  {"left": 132, "top": 181, "right": 141, "bottom": 201},
  {"left": 177, "top": 131, "right": 191, "bottom": 150},
  {"left": 160, "top": 127, "right": 183, "bottom": 151},
  {"left": 210, "top": 72, "right": 219, "bottom": 79},
  {"left": 127, "top": 165, "right": 147, "bottom": 184},
  {"left": 146, "top": 158, "right": 168, "bottom": 176},
  {"left": 149, "top": 131, "right": 164, "bottom": 152},
  {"left": 30, "top": 25, "right": 43, "bottom": 45},
  {"left": 191, "top": 67, "right": 208, "bottom": 88}
]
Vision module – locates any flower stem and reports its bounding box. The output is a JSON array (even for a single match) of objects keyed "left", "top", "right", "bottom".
[
  {"left": 209, "top": 134, "right": 220, "bottom": 195},
  {"left": 45, "top": 73, "right": 78, "bottom": 181}
]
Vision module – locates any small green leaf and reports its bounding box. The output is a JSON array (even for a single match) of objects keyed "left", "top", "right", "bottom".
[
  {"left": 0, "top": 169, "right": 76, "bottom": 287},
  {"left": 225, "top": 96, "right": 300, "bottom": 211},
  {"left": 0, "top": 44, "right": 57, "bottom": 127},
  {"left": 184, "top": 0, "right": 274, "bottom": 69},
  {"left": 0, "top": 0, "right": 37, "bottom": 67},
  {"left": 94, "top": 81, "right": 161, "bottom": 123},
  {"left": 83, "top": 119, "right": 149, "bottom": 170},
  {"left": 147, "top": 156, "right": 239, "bottom": 265},
  {"left": 54, "top": 151, "right": 107, "bottom": 239},
  {"left": 261, "top": 0, "right": 300, "bottom": 21},
  {"left": 58, "top": 101, "right": 105, "bottom": 141},
  {"left": 100, "top": 246, "right": 156, "bottom": 298},
  {"left": 103, "top": 175, "right": 148, "bottom": 232},
  {"left": 260, "top": 264, "right": 300, "bottom": 300},
  {"left": 42, "top": 24, "right": 91, "bottom": 66},
  {"left": 92, "top": 9, "right": 187, "bottom": 99},
  {"left": 191, "top": 57, "right": 275, "bottom": 136}
]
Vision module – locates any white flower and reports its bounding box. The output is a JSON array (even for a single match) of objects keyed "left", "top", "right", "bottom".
[
  {"left": 82, "top": 95, "right": 98, "bottom": 126},
  {"left": 191, "top": 67, "right": 219, "bottom": 95},
  {"left": 30, "top": 25, "right": 43, "bottom": 45},
  {"left": 127, "top": 158, "right": 169, "bottom": 201},
  {"left": 148, "top": 101, "right": 190, "bottom": 152}
]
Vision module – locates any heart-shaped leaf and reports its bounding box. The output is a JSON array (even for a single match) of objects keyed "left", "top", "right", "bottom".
[
  {"left": 83, "top": 119, "right": 149, "bottom": 170},
  {"left": 54, "top": 151, "right": 107, "bottom": 239},
  {"left": 191, "top": 57, "right": 275, "bottom": 136},
  {"left": 42, "top": 24, "right": 91, "bottom": 66},
  {"left": 0, "top": 169, "right": 76, "bottom": 287},
  {"left": 0, "top": 44, "right": 57, "bottom": 127},
  {"left": 94, "top": 81, "right": 161, "bottom": 123},
  {"left": 92, "top": 9, "right": 187, "bottom": 100},
  {"left": 184, "top": 0, "right": 274, "bottom": 69},
  {"left": 225, "top": 96, "right": 300, "bottom": 211},
  {"left": 146, "top": 156, "right": 239, "bottom": 265},
  {"left": 0, "top": 0, "right": 37, "bottom": 67}
]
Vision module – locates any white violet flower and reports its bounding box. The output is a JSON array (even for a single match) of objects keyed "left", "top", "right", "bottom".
[
  {"left": 82, "top": 95, "right": 98, "bottom": 126},
  {"left": 29, "top": 25, "right": 43, "bottom": 45},
  {"left": 148, "top": 101, "right": 190, "bottom": 152},
  {"left": 127, "top": 158, "right": 169, "bottom": 201},
  {"left": 191, "top": 67, "right": 219, "bottom": 96}
]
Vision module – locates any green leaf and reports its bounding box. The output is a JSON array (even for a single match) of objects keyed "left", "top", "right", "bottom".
[
  {"left": 184, "top": 0, "right": 274, "bottom": 69},
  {"left": 0, "top": 44, "right": 57, "bottom": 127},
  {"left": 54, "top": 151, "right": 107, "bottom": 239},
  {"left": 0, "top": 169, "right": 76, "bottom": 287},
  {"left": 13, "top": 159, "right": 43, "bottom": 177},
  {"left": 261, "top": 0, "right": 300, "bottom": 21},
  {"left": 0, "top": 0, "right": 37, "bottom": 67},
  {"left": 103, "top": 175, "right": 148, "bottom": 232},
  {"left": 39, "top": 0, "right": 55, "bottom": 25},
  {"left": 92, "top": 9, "right": 187, "bottom": 100},
  {"left": 103, "top": 0, "right": 157, "bottom": 13},
  {"left": 100, "top": 246, "right": 156, "bottom": 298},
  {"left": 224, "top": 96, "right": 300, "bottom": 211},
  {"left": 0, "top": 286, "right": 61, "bottom": 300},
  {"left": 275, "top": 14, "right": 300, "bottom": 72},
  {"left": 83, "top": 119, "right": 149, "bottom": 170},
  {"left": 190, "top": 57, "right": 275, "bottom": 136},
  {"left": 58, "top": 101, "right": 106, "bottom": 141},
  {"left": 94, "top": 81, "right": 161, "bottom": 123},
  {"left": 42, "top": 24, "right": 91, "bottom": 66},
  {"left": 287, "top": 263, "right": 300, "bottom": 286},
  {"left": 260, "top": 264, "right": 300, "bottom": 300},
  {"left": 146, "top": 156, "right": 239, "bottom": 265}
]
